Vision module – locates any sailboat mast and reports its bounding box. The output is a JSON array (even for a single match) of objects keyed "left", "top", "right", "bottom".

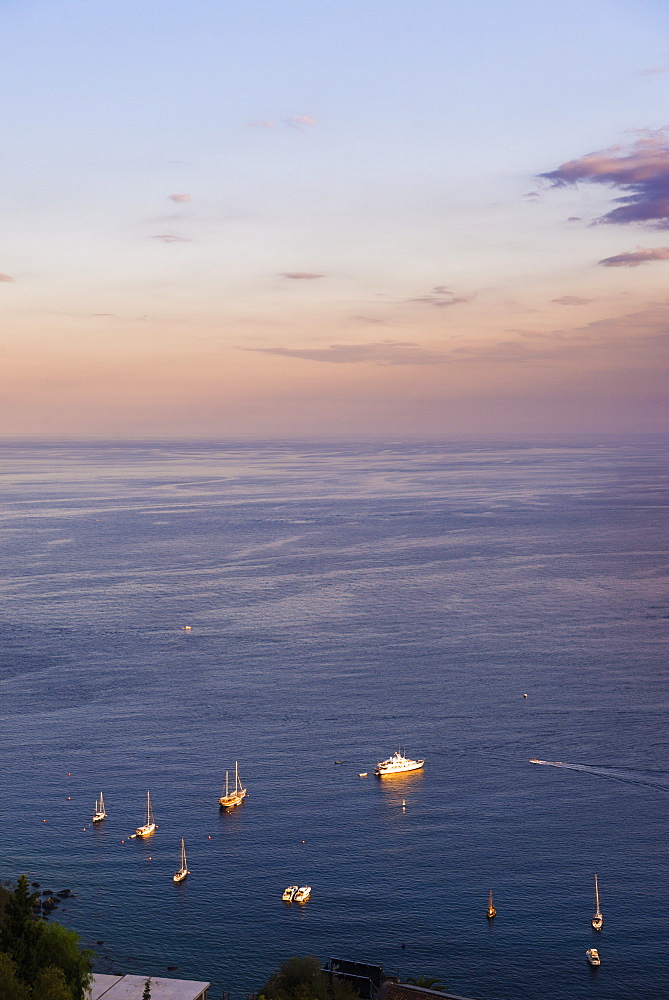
[
  {"left": 235, "top": 760, "right": 239, "bottom": 792},
  {"left": 594, "top": 874, "right": 600, "bottom": 914}
]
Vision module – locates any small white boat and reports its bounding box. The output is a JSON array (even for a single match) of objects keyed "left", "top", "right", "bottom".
[
  {"left": 486, "top": 890, "right": 496, "bottom": 919},
  {"left": 374, "top": 751, "right": 425, "bottom": 776},
  {"left": 294, "top": 885, "right": 311, "bottom": 903},
  {"left": 359, "top": 772, "right": 368, "bottom": 777},
  {"left": 591, "top": 874, "right": 603, "bottom": 931},
  {"left": 282, "top": 885, "right": 298, "bottom": 902},
  {"left": 219, "top": 761, "right": 247, "bottom": 809},
  {"left": 173, "top": 838, "right": 190, "bottom": 883},
  {"left": 135, "top": 791, "right": 156, "bottom": 838},
  {"left": 586, "top": 948, "right": 601, "bottom": 966},
  {"left": 92, "top": 792, "right": 107, "bottom": 823}
]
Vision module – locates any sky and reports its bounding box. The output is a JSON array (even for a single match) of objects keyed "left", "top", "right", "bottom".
[{"left": 1, "top": 0, "right": 668, "bottom": 439}]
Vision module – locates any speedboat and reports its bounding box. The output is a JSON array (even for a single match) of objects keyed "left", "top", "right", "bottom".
[
  {"left": 294, "top": 886, "right": 311, "bottom": 903},
  {"left": 374, "top": 751, "right": 425, "bottom": 776},
  {"left": 282, "top": 885, "right": 298, "bottom": 902},
  {"left": 586, "top": 949, "right": 601, "bottom": 966}
]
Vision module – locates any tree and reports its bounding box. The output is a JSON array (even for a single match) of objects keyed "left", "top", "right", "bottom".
[
  {"left": 37, "top": 923, "right": 93, "bottom": 1000},
  {"left": 0, "top": 952, "right": 31, "bottom": 1000},
  {"left": 142, "top": 979, "right": 152, "bottom": 1000},
  {"left": 405, "top": 978, "right": 444, "bottom": 991},
  {"left": 261, "top": 957, "right": 359, "bottom": 1000},
  {"left": 33, "top": 966, "right": 74, "bottom": 1000},
  {"left": 0, "top": 876, "right": 43, "bottom": 986}
]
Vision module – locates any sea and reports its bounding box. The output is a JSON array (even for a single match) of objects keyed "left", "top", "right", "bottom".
[{"left": 0, "top": 438, "right": 667, "bottom": 1000}]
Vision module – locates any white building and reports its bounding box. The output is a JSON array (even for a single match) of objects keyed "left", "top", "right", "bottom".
[{"left": 90, "top": 973, "right": 210, "bottom": 1000}]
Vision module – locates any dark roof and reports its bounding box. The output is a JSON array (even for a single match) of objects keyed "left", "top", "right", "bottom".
[{"left": 382, "top": 982, "right": 481, "bottom": 1000}]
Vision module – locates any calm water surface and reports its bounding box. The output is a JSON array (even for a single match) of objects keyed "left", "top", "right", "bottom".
[{"left": 0, "top": 440, "right": 667, "bottom": 1000}]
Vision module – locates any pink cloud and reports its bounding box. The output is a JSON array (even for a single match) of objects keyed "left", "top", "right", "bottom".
[
  {"left": 281, "top": 272, "right": 325, "bottom": 279},
  {"left": 151, "top": 234, "right": 191, "bottom": 243},
  {"left": 540, "top": 131, "right": 669, "bottom": 227},
  {"left": 552, "top": 295, "right": 592, "bottom": 305},
  {"left": 0, "top": 273, "right": 14, "bottom": 283},
  {"left": 168, "top": 193, "right": 190, "bottom": 203},
  {"left": 247, "top": 120, "right": 276, "bottom": 128},
  {"left": 284, "top": 113, "right": 318, "bottom": 129},
  {"left": 409, "top": 286, "right": 472, "bottom": 308},
  {"left": 599, "top": 246, "right": 669, "bottom": 267}
]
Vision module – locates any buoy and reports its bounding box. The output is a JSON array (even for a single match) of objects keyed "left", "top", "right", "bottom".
[
  {"left": 301, "top": 840, "right": 305, "bottom": 844},
  {"left": 208, "top": 836, "right": 212, "bottom": 839},
  {"left": 121, "top": 840, "right": 125, "bottom": 844},
  {"left": 148, "top": 856, "right": 152, "bottom": 860},
  {"left": 67, "top": 797, "right": 71, "bottom": 801},
  {"left": 43, "top": 820, "right": 47, "bottom": 823},
  {"left": 523, "top": 693, "right": 528, "bottom": 698}
]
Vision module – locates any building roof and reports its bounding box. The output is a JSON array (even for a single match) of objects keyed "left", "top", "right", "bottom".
[
  {"left": 382, "top": 982, "right": 481, "bottom": 1000},
  {"left": 90, "top": 973, "right": 210, "bottom": 1000}
]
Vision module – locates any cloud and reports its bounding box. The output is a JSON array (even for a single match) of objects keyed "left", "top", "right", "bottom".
[
  {"left": 284, "top": 113, "right": 318, "bottom": 129},
  {"left": 151, "top": 234, "right": 191, "bottom": 243},
  {"left": 552, "top": 295, "right": 592, "bottom": 305},
  {"left": 567, "top": 216, "right": 581, "bottom": 222},
  {"left": 540, "top": 131, "right": 669, "bottom": 227},
  {"left": 245, "top": 304, "right": 669, "bottom": 367},
  {"left": 598, "top": 246, "right": 669, "bottom": 267},
  {"left": 247, "top": 120, "right": 276, "bottom": 128},
  {"left": 247, "top": 341, "right": 451, "bottom": 365},
  {"left": 0, "top": 273, "right": 14, "bottom": 283},
  {"left": 168, "top": 193, "right": 190, "bottom": 203},
  {"left": 409, "top": 286, "right": 471, "bottom": 308},
  {"left": 281, "top": 272, "right": 325, "bottom": 279}
]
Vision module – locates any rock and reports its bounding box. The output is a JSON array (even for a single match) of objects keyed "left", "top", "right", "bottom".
[
  {"left": 32, "top": 882, "right": 40, "bottom": 888},
  {"left": 56, "top": 889, "right": 71, "bottom": 897},
  {"left": 42, "top": 890, "right": 55, "bottom": 896},
  {"left": 167, "top": 966, "right": 178, "bottom": 971},
  {"left": 42, "top": 896, "right": 59, "bottom": 911},
  {"left": 96, "top": 941, "right": 104, "bottom": 946}
]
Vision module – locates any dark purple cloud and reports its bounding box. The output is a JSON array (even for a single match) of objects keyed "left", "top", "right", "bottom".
[
  {"left": 281, "top": 272, "right": 325, "bottom": 279},
  {"left": 552, "top": 295, "right": 592, "bottom": 305},
  {"left": 599, "top": 246, "right": 669, "bottom": 267},
  {"left": 540, "top": 132, "right": 669, "bottom": 228}
]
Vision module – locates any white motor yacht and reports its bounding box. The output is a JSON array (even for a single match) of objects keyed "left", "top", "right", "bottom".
[
  {"left": 586, "top": 949, "right": 601, "bottom": 967},
  {"left": 374, "top": 751, "right": 425, "bottom": 776},
  {"left": 282, "top": 885, "right": 298, "bottom": 902},
  {"left": 294, "top": 886, "right": 311, "bottom": 903}
]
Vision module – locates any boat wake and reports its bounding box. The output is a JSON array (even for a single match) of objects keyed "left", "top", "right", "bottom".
[{"left": 529, "top": 759, "right": 669, "bottom": 793}]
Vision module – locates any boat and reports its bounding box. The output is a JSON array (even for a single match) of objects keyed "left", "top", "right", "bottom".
[
  {"left": 135, "top": 791, "right": 156, "bottom": 838},
  {"left": 359, "top": 772, "right": 368, "bottom": 777},
  {"left": 219, "top": 761, "right": 247, "bottom": 809},
  {"left": 294, "top": 886, "right": 311, "bottom": 902},
  {"left": 586, "top": 948, "right": 601, "bottom": 966},
  {"left": 591, "top": 874, "right": 603, "bottom": 931},
  {"left": 486, "top": 890, "right": 496, "bottom": 919},
  {"left": 173, "top": 838, "right": 190, "bottom": 883},
  {"left": 374, "top": 751, "right": 425, "bottom": 776},
  {"left": 92, "top": 792, "right": 107, "bottom": 823},
  {"left": 282, "top": 885, "right": 298, "bottom": 902}
]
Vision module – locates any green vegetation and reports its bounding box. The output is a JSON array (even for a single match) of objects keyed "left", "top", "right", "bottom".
[
  {"left": 260, "top": 956, "right": 361, "bottom": 1000},
  {"left": 405, "top": 977, "right": 445, "bottom": 992},
  {"left": 0, "top": 876, "right": 93, "bottom": 1000},
  {"left": 142, "top": 979, "right": 152, "bottom": 1000}
]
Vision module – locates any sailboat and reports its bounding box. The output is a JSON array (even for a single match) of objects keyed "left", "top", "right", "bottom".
[
  {"left": 135, "top": 791, "right": 156, "bottom": 837},
  {"left": 219, "top": 762, "right": 247, "bottom": 809},
  {"left": 173, "top": 838, "right": 190, "bottom": 883},
  {"left": 486, "top": 890, "right": 496, "bottom": 919},
  {"left": 92, "top": 792, "right": 107, "bottom": 823},
  {"left": 591, "top": 874, "right": 603, "bottom": 931}
]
